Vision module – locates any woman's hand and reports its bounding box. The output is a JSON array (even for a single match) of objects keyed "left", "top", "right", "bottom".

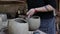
[{"left": 26, "top": 8, "right": 35, "bottom": 18}]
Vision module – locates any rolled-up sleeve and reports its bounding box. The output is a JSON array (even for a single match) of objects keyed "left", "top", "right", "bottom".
[{"left": 46, "top": 0, "right": 56, "bottom": 9}]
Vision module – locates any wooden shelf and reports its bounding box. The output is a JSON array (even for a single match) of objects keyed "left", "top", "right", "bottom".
[
  {"left": 0, "top": 0, "right": 26, "bottom": 4},
  {"left": 0, "top": 0, "right": 21, "bottom": 1},
  {"left": 0, "top": 1, "right": 25, "bottom": 4},
  {"left": 0, "top": 0, "right": 25, "bottom": 2}
]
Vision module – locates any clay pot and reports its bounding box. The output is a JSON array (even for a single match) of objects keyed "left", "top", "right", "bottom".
[
  {"left": 0, "top": 14, "right": 8, "bottom": 30},
  {"left": 8, "top": 18, "right": 29, "bottom": 34},
  {"left": 28, "top": 30, "right": 47, "bottom": 34},
  {"left": 0, "top": 17, "right": 3, "bottom": 30},
  {"left": 0, "top": 14, "right": 7, "bottom": 22},
  {"left": 0, "top": 14, "right": 8, "bottom": 27},
  {"left": 27, "top": 16, "right": 40, "bottom": 31}
]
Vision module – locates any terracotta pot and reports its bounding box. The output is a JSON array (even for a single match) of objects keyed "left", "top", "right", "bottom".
[
  {"left": 27, "top": 16, "right": 40, "bottom": 31},
  {"left": 8, "top": 18, "right": 29, "bottom": 34}
]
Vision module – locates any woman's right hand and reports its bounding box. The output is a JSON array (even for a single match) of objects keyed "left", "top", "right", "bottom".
[{"left": 26, "top": 8, "right": 35, "bottom": 18}]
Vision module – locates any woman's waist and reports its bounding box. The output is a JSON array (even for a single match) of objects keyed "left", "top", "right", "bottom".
[{"left": 33, "top": 11, "right": 54, "bottom": 19}]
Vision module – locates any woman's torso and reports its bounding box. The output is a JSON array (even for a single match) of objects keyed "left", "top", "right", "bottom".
[{"left": 27, "top": 0, "right": 54, "bottom": 19}]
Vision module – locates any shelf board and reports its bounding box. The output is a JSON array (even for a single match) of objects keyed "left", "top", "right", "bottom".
[
  {"left": 0, "top": 0, "right": 21, "bottom": 1},
  {"left": 0, "top": 0, "right": 25, "bottom": 2},
  {"left": 0, "top": 1, "right": 25, "bottom": 4}
]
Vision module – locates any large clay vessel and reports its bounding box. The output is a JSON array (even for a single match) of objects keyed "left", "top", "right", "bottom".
[
  {"left": 27, "top": 16, "right": 40, "bottom": 31},
  {"left": 8, "top": 18, "right": 29, "bottom": 34}
]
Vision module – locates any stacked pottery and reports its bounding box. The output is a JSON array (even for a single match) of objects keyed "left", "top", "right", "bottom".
[
  {"left": 27, "top": 16, "right": 40, "bottom": 31},
  {"left": 8, "top": 18, "right": 29, "bottom": 34},
  {"left": 0, "top": 14, "right": 7, "bottom": 22},
  {"left": 0, "top": 14, "right": 8, "bottom": 30},
  {"left": 0, "top": 17, "right": 3, "bottom": 30}
]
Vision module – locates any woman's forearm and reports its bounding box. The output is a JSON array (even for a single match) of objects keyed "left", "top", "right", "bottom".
[{"left": 35, "top": 5, "right": 55, "bottom": 12}]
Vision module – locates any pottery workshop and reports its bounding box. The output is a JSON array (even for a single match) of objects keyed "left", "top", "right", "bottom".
[{"left": 0, "top": 0, "right": 59, "bottom": 34}]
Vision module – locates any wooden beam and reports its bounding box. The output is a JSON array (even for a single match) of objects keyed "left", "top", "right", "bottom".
[{"left": 0, "top": 1, "right": 25, "bottom": 4}]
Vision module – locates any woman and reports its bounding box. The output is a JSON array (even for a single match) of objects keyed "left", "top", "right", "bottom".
[{"left": 26, "top": 0, "right": 56, "bottom": 34}]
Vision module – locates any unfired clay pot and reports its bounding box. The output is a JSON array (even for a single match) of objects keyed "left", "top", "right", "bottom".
[
  {"left": 8, "top": 18, "right": 29, "bottom": 34},
  {"left": 0, "top": 14, "right": 7, "bottom": 22},
  {"left": 27, "top": 16, "right": 40, "bottom": 31},
  {"left": 0, "top": 14, "right": 8, "bottom": 30},
  {"left": 0, "top": 17, "right": 3, "bottom": 30}
]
